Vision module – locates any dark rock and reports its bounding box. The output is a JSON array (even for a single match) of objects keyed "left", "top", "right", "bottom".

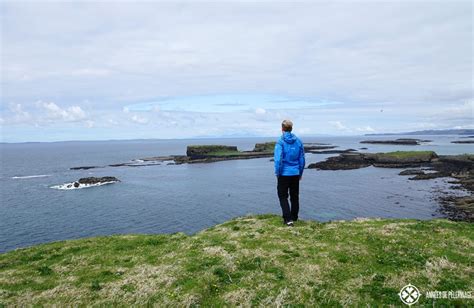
[
  {"left": 439, "top": 196, "right": 474, "bottom": 222},
  {"left": 70, "top": 166, "right": 101, "bottom": 170},
  {"left": 173, "top": 156, "right": 190, "bottom": 164},
  {"left": 360, "top": 138, "right": 431, "bottom": 145},
  {"left": 109, "top": 163, "right": 128, "bottom": 167},
  {"left": 127, "top": 163, "right": 161, "bottom": 167},
  {"left": 305, "top": 142, "right": 332, "bottom": 145},
  {"left": 308, "top": 149, "right": 357, "bottom": 154},
  {"left": 434, "top": 155, "right": 474, "bottom": 175},
  {"left": 77, "top": 176, "right": 120, "bottom": 185},
  {"left": 304, "top": 145, "right": 337, "bottom": 151},
  {"left": 399, "top": 169, "right": 425, "bottom": 176},
  {"left": 308, "top": 153, "right": 371, "bottom": 170},
  {"left": 74, "top": 182, "right": 80, "bottom": 188},
  {"left": 451, "top": 140, "right": 474, "bottom": 144},
  {"left": 359, "top": 147, "right": 368, "bottom": 150},
  {"left": 409, "top": 172, "right": 449, "bottom": 180}
]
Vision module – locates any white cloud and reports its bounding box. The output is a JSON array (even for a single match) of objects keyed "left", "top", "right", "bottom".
[
  {"left": 107, "top": 119, "right": 119, "bottom": 126},
  {"left": 255, "top": 107, "right": 266, "bottom": 115},
  {"left": 84, "top": 120, "right": 94, "bottom": 128},
  {"left": 1, "top": 101, "right": 91, "bottom": 128},
  {"left": 356, "top": 126, "right": 375, "bottom": 132},
  {"left": 329, "top": 121, "right": 349, "bottom": 131},
  {"left": 40, "top": 101, "right": 86, "bottom": 122},
  {"left": 10, "top": 103, "right": 31, "bottom": 121},
  {"left": 130, "top": 114, "right": 149, "bottom": 124}
]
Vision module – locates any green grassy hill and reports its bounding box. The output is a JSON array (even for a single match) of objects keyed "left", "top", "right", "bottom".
[{"left": 1, "top": 215, "right": 473, "bottom": 306}]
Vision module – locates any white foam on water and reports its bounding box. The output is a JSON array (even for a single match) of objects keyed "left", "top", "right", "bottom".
[
  {"left": 50, "top": 181, "right": 118, "bottom": 190},
  {"left": 12, "top": 174, "right": 51, "bottom": 179}
]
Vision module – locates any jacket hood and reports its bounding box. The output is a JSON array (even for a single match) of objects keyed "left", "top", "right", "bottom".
[{"left": 281, "top": 131, "right": 297, "bottom": 144}]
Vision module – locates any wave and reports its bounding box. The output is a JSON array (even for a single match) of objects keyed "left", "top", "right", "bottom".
[
  {"left": 12, "top": 174, "right": 51, "bottom": 179},
  {"left": 50, "top": 181, "right": 118, "bottom": 190}
]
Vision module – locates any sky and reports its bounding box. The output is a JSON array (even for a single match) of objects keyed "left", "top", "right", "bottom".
[{"left": 1, "top": 0, "right": 472, "bottom": 142}]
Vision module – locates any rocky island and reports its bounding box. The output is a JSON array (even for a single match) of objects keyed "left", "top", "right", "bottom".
[
  {"left": 360, "top": 138, "right": 431, "bottom": 145},
  {"left": 451, "top": 140, "right": 474, "bottom": 144},
  {"left": 51, "top": 176, "right": 120, "bottom": 190}
]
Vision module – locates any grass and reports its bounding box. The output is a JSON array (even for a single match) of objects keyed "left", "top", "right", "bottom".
[
  {"left": 375, "top": 151, "right": 437, "bottom": 160},
  {"left": 253, "top": 142, "right": 276, "bottom": 153},
  {"left": 367, "top": 151, "right": 437, "bottom": 162},
  {"left": 1, "top": 215, "right": 473, "bottom": 306},
  {"left": 187, "top": 145, "right": 242, "bottom": 157}
]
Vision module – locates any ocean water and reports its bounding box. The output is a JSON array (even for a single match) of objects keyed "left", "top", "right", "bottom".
[{"left": 0, "top": 135, "right": 472, "bottom": 253}]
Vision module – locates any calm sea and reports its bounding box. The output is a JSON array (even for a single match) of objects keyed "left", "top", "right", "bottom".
[{"left": 0, "top": 135, "right": 472, "bottom": 253}]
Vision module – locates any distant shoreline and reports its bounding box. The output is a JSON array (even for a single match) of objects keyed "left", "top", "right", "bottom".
[
  {"left": 365, "top": 129, "right": 474, "bottom": 136},
  {"left": 3, "top": 129, "right": 474, "bottom": 144}
]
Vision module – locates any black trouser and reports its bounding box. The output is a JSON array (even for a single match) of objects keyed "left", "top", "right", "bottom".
[{"left": 277, "top": 175, "right": 300, "bottom": 223}]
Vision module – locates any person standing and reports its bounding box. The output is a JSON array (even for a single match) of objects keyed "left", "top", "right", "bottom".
[{"left": 274, "top": 120, "right": 305, "bottom": 226}]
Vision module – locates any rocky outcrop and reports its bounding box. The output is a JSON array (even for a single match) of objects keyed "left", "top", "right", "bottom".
[
  {"left": 360, "top": 138, "right": 431, "bottom": 145},
  {"left": 451, "top": 140, "right": 474, "bottom": 144},
  {"left": 253, "top": 142, "right": 276, "bottom": 152},
  {"left": 304, "top": 144, "right": 337, "bottom": 151},
  {"left": 52, "top": 176, "right": 120, "bottom": 190},
  {"left": 77, "top": 176, "right": 120, "bottom": 185},
  {"left": 70, "top": 166, "right": 101, "bottom": 170},
  {"left": 308, "top": 151, "right": 437, "bottom": 170},
  {"left": 398, "top": 169, "right": 425, "bottom": 176},
  {"left": 309, "top": 149, "right": 357, "bottom": 154},
  {"left": 308, "top": 153, "right": 370, "bottom": 170}
]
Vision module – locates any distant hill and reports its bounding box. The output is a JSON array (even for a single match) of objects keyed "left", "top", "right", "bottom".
[{"left": 366, "top": 129, "right": 474, "bottom": 136}]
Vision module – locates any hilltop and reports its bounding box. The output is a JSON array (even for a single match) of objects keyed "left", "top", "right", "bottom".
[{"left": 1, "top": 215, "right": 472, "bottom": 306}]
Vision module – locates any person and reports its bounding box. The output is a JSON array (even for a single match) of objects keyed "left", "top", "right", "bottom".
[{"left": 274, "top": 119, "right": 305, "bottom": 227}]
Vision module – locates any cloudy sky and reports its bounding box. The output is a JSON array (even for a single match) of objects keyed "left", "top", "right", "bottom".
[{"left": 1, "top": 0, "right": 472, "bottom": 142}]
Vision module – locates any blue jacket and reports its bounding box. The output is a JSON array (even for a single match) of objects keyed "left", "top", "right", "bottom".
[{"left": 274, "top": 132, "right": 305, "bottom": 176}]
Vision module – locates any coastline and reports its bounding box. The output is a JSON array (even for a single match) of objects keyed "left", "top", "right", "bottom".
[{"left": 308, "top": 152, "right": 474, "bottom": 222}]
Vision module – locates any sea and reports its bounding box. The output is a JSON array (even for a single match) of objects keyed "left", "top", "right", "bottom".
[{"left": 0, "top": 135, "right": 472, "bottom": 253}]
